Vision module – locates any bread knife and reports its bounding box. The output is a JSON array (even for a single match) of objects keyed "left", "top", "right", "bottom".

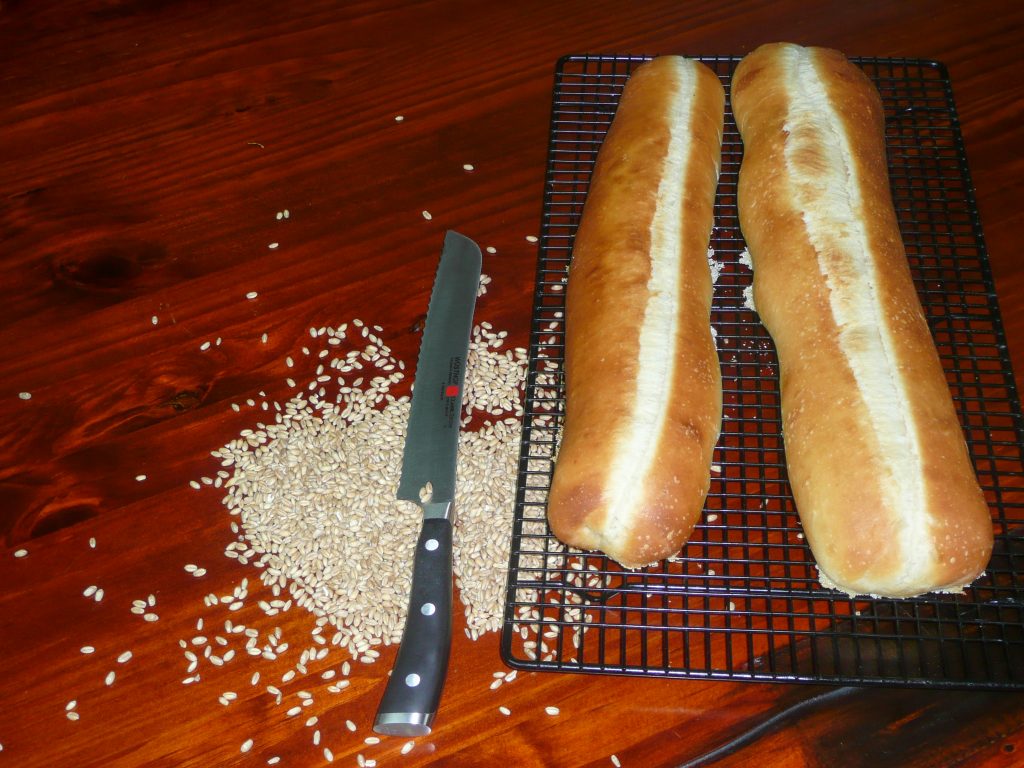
[{"left": 372, "top": 230, "right": 481, "bottom": 737}]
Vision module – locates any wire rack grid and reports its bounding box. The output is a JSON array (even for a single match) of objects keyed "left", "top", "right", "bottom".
[{"left": 500, "top": 54, "right": 1024, "bottom": 689}]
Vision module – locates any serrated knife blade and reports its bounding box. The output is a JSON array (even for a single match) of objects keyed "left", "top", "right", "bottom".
[{"left": 373, "top": 230, "right": 481, "bottom": 737}]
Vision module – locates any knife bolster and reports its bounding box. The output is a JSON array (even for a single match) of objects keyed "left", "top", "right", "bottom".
[{"left": 421, "top": 499, "right": 454, "bottom": 521}]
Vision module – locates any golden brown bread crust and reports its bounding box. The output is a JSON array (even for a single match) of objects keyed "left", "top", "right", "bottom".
[
  {"left": 547, "top": 56, "right": 724, "bottom": 569},
  {"left": 733, "top": 43, "right": 993, "bottom": 597}
]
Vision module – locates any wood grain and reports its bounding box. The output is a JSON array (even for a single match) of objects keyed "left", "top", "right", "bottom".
[{"left": 2, "top": 1, "right": 1024, "bottom": 766}]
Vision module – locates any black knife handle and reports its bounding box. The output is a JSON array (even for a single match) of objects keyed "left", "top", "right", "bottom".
[{"left": 373, "top": 516, "right": 453, "bottom": 736}]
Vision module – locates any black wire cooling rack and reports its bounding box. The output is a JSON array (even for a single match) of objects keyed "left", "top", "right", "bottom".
[{"left": 500, "top": 54, "right": 1024, "bottom": 689}]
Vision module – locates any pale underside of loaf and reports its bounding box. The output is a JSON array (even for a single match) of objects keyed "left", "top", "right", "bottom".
[
  {"left": 733, "top": 43, "right": 993, "bottom": 597},
  {"left": 547, "top": 56, "right": 723, "bottom": 569}
]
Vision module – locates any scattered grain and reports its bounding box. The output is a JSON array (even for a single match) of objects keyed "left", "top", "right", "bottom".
[
  {"left": 401, "top": 741, "right": 415, "bottom": 755},
  {"left": 18, "top": 392, "right": 31, "bottom": 400},
  {"left": 80, "top": 646, "right": 95, "bottom": 654},
  {"left": 104, "top": 671, "right": 116, "bottom": 686},
  {"left": 117, "top": 651, "right": 133, "bottom": 664},
  {"left": 13, "top": 548, "right": 28, "bottom": 558},
  {"left": 214, "top": 320, "right": 523, "bottom": 648},
  {"left": 421, "top": 210, "right": 432, "bottom": 220},
  {"left": 135, "top": 474, "right": 147, "bottom": 482},
  {"left": 192, "top": 293, "right": 527, "bottom": 753},
  {"left": 611, "top": 756, "right": 622, "bottom": 767},
  {"left": 499, "top": 706, "right": 511, "bottom": 716},
  {"left": 545, "top": 706, "right": 560, "bottom": 716},
  {"left": 240, "top": 739, "right": 254, "bottom": 753}
]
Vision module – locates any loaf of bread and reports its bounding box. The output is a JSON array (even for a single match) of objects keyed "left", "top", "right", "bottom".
[
  {"left": 547, "top": 56, "right": 724, "bottom": 569},
  {"left": 732, "top": 42, "right": 993, "bottom": 597}
]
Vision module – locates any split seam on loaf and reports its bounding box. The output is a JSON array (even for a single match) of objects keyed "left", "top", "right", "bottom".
[
  {"left": 781, "top": 45, "right": 930, "bottom": 582},
  {"left": 603, "top": 61, "right": 696, "bottom": 544},
  {"left": 546, "top": 56, "right": 724, "bottom": 569}
]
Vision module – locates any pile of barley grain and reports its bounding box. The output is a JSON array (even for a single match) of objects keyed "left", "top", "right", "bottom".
[{"left": 213, "top": 298, "right": 528, "bottom": 657}]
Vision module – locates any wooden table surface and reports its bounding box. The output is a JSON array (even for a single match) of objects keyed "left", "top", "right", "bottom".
[{"left": 3, "top": 1, "right": 1024, "bottom": 766}]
